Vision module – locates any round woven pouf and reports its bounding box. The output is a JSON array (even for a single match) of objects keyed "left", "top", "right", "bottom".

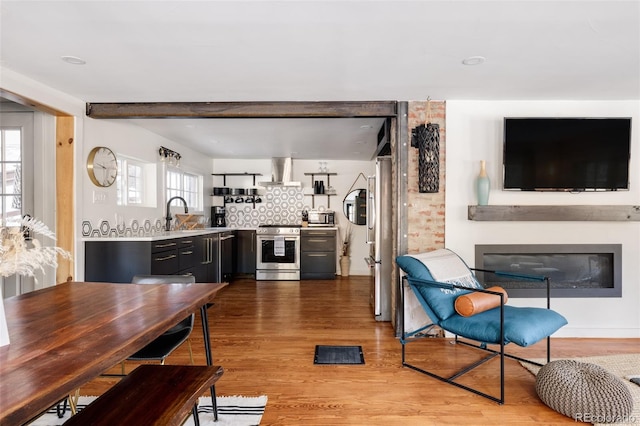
[{"left": 535, "top": 360, "right": 633, "bottom": 423}]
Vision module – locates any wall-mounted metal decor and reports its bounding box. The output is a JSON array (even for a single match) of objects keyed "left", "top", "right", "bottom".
[{"left": 411, "top": 122, "right": 440, "bottom": 193}]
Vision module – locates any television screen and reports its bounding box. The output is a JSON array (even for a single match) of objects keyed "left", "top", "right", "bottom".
[{"left": 503, "top": 118, "right": 631, "bottom": 191}]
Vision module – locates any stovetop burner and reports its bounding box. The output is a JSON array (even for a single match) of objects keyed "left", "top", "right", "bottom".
[{"left": 256, "top": 224, "right": 302, "bottom": 235}]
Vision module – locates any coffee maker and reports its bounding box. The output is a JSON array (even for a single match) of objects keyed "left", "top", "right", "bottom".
[{"left": 211, "top": 206, "right": 226, "bottom": 227}]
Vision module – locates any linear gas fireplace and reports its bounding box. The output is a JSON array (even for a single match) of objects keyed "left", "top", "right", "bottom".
[{"left": 474, "top": 244, "right": 621, "bottom": 298}]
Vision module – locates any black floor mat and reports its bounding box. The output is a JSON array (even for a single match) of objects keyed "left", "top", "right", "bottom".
[{"left": 314, "top": 345, "right": 365, "bottom": 365}]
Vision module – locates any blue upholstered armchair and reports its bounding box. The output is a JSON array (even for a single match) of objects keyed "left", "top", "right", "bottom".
[{"left": 397, "top": 249, "right": 567, "bottom": 404}]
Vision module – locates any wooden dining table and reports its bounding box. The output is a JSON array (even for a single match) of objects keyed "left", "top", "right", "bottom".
[{"left": 0, "top": 281, "right": 227, "bottom": 426}]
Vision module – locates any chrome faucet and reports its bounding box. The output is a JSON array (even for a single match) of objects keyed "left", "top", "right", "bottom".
[{"left": 165, "top": 196, "right": 188, "bottom": 231}]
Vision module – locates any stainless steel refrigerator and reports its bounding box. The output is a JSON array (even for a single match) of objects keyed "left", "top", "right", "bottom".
[{"left": 366, "top": 156, "right": 393, "bottom": 321}]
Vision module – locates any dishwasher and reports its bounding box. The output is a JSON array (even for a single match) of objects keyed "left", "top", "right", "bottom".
[{"left": 218, "top": 231, "right": 235, "bottom": 282}]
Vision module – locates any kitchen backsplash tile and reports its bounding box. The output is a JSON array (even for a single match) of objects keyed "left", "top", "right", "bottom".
[
  {"left": 82, "top": 187, "right": 326, "bottom": 237},
  {"left": 81, "top": 218, "right": 164, "bottom": 238},
  {"left": 225, "top": 186, "right": 311, "bottom": 228}
]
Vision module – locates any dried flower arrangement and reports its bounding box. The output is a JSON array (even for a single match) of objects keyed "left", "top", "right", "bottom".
[
  {"left": 0, "top": 216, "right": 71, "bottom": 279},
  {"left": 340, "top": 223, "right": 353, "bottom": 258}
]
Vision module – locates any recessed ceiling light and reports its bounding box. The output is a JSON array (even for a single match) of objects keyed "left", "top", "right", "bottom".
[
  {"left": 360, "top": 125, "right": 372, "bottom": 129},
  {"left": 462, "top": 56, "right": 486, "bottom": 66},
  {"left": 61, "top": 56, "right": 86, "bottom": 65}
]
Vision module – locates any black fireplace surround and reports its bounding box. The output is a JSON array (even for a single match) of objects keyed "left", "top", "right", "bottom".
[{"left": 474, "top": 244, "right": 621, "bottom": 298}]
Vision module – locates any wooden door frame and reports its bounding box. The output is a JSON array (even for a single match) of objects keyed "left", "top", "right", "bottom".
[{"left": 1, "top": 89, "right": 75, "bottom": 283}]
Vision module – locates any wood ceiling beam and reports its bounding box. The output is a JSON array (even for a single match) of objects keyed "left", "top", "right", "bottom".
[
  {"left": 85, "top": 101, "right": 398, "bottom": 119},
  {"left": 1, "top": 89, "right": 71, "bottom": 117}
]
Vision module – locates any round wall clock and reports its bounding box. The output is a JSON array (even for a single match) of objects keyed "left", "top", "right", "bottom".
[{"left": 87, "top": 146, "right": 118, "bottom": 187}]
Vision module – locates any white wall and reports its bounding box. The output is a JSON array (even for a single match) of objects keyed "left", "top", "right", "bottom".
[
  {"left": 82, "top": 118, "right": 213, "bottom": 222},
  {"left": 76, "top": 118, "right": 215, "bottom": 279},
  {"left": 446, "top": 100, "right": 640, "bottom": 338}
]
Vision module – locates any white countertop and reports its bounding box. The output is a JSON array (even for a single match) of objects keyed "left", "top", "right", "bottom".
[
  {"left": 82, "top": 227, "right": 252, "bottom": 242},
  {"left": 301, "top": 226, "right": 338, "bottom": 230},
  {"left": 82, "top": 225, "right": 338, "bottom": 242}
]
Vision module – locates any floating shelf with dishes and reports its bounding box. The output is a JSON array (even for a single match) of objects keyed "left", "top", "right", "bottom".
[
  {"left": 212, "top": 172, "right": 263, "bottom": 207},
  {"left": 304, "top": 172, "right": 337, "bottom": 209}
]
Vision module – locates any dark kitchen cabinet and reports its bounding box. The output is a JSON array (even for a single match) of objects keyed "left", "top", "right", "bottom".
[
  {"left": 177, "top": 236, "right": 197, "bottom": 274},
  {"left": 150, "top": 240, "right": 180, "bottom": 276},
  {"left": 194, "top": 234, "right": 220, "bottom": 283},
  {"left": 235, "top": 230, "right": 256, "bottom": 275},
  {"left": 300, "top": 228, "right": 336, "bottom": 280},
  {"left": 85, "top": 232, "right": 223, "bottom": 283},
  {"left": 219, "top": 231, "right": 235, "bottom": 281}
]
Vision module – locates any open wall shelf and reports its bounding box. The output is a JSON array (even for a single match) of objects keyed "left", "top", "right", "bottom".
[
  {"left": 468, "top": 205, "right": 640, "bottom": 221},
  {"left": 304, "top": 172, "right": 337, "bottom": 209},
  {"left": 211, "top": 172, "right": 262, "bottom": 186}
]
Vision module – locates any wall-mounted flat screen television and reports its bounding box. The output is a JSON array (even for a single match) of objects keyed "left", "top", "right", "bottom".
[{"left": 503, "top": 118, "right": 631, "bottom": 191}]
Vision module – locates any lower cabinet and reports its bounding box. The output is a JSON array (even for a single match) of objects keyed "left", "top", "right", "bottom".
[
  {"left": 235, "top": 230, "right": 256, "bottom": 276},
  {"left": 219, "top": 231, "right": 235, "bottom": 281},
  {"left": 85, "top": 232, "right": 225, "bottom": 283},
  {"left": 300, "top": 229, "right": 336, "bottom": 280},
  {"left": 194, "top": 234, "right": 220, "bottom": 283},
  {"left": 177, "top": 236, "right": 197, "bottom": 275},
  {"left": 150, "top": 240, "right": 180, "bottom": 275}
]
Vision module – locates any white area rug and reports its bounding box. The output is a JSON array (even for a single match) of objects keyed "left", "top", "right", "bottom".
[
  {"left": 29, "top": 395, "right": 267, "bottom": 426},
  {"left": 521, "top": 354, "right": 640, "bottom": 425}
]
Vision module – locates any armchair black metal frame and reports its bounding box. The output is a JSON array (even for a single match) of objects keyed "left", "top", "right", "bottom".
[{"left": 401, "top": 268, "right": 563, "bottom": 405}]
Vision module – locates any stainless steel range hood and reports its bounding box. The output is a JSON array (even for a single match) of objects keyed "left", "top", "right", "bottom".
[{"left": 259, "top": 157, "right": 301, "bottom": 186}]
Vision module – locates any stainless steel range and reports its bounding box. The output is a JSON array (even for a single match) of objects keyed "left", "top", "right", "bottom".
[{"left": 256, "top": 225, "right": 301, "bottom": 280}]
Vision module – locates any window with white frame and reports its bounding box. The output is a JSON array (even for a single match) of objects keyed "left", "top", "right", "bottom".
[
  {"left": 166, "top": 168, "right": 203, "bottom": 210},
  {"left": 116, "top": 156, "right": 156, "bottom": 207}
]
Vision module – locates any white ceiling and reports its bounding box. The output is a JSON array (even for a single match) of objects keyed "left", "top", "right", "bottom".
[{"left": 1, "top": 1, "right": 638, "bottom": 159}]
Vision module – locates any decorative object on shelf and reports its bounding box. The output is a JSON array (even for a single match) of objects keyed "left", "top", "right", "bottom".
[
  {"left": 304, "top": 172, "right": 337, "bottom": 209},
  {"left": 476, "top": 160, "right": 490, "bottom": 206},
  {"left": 212, "top": 173, "right": 263, "bottom": 208},
  {"left": 0, "top": 216, "right": 71, "bottom": 347},
  {"left": 411, "top": 99, "right": 440, "bottom": 193},
  {"left": 158, "top": 146, "right": 181, "bottom": 166},
  {"left": 86, "top": 146, "right": 118, "bottom": 187}
]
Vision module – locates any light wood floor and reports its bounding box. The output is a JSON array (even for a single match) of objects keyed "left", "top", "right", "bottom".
[{"left": 85, "top": 276, "right": 639, "bottom": 425}]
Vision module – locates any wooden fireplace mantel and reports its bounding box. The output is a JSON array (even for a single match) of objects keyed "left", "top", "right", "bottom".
[{"left": 468, "top": 205, "right": 640, "bottom": 221}]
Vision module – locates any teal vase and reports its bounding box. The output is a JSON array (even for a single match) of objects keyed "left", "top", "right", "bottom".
[{"left": 476, "top": 160, "right": 490, "bottom": 206}]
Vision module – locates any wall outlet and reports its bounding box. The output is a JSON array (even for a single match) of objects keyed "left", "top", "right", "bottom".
[{"left": 93, "top": 191, "right": 108, "bottom": 204}]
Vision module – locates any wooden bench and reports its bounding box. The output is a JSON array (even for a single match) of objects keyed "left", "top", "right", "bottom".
[{"left": 64, "top": 364, "right": 224, "bottom": 426}]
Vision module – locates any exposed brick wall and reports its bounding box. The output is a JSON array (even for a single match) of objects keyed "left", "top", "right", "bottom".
[{"left": 407, "top": 100, "right": 446, "bottom": 253}]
